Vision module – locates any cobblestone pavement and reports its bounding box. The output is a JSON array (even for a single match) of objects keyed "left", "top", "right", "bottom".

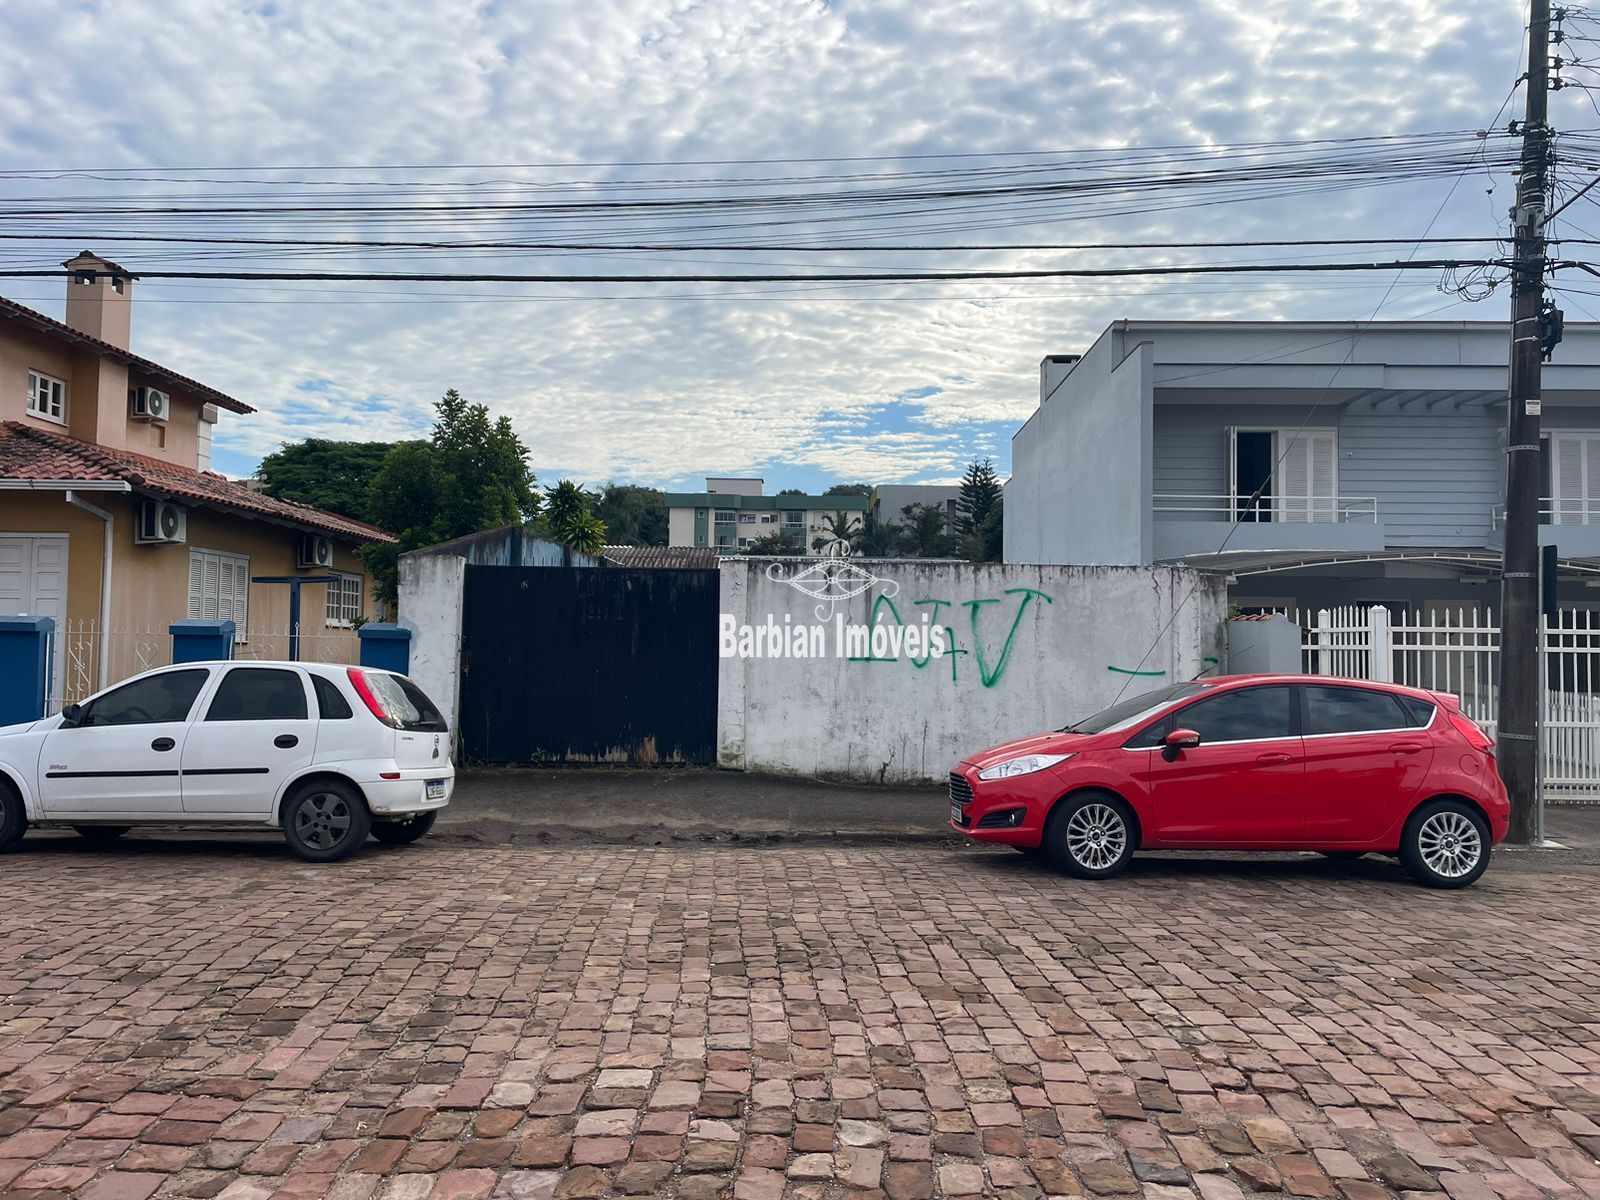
[{"left": 2, "top": 841, "right": 1599, "bottom": 1200}]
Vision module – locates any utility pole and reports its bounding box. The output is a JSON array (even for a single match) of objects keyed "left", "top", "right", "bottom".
[{"left": 1501, "top": 0, "right": 1554, "bottom": 845}]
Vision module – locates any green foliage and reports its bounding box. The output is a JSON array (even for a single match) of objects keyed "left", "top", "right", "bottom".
[
  {"left": 849, "top": 514, "right": 900, "bottom": 557},
  {"left": 810, "top": 510, "right": 862, "bottom": 552},
  {"left": 543, "top": 479, "right": 607, "bottom": 561},
  {"left": 775, "top": 487, "right": 806, "bottom": 497},
  {"left": 956, "top": 458, "right": 1004, "bottom": 562},
  {"left": 363, "top": 390, "right": 538, "bottom": 604},
  {"left": 895, "top": 502, "right": 958, "bottom": 558},
  {"left": 824, "top": 482, "right": 873, "bottom": 496},
  {"left": 256, "top": 438, "right": 401, "bottom": 523},
  {"left": 741, "top": 528, "right": 805, "bottom": 555},
  {"left": 594, "top": 484, "right": 668, "bottom": 546}
]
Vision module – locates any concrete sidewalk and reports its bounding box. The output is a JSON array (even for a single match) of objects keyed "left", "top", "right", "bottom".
[
  {"left": 433, "top": 767, "right": 953, "bottom": 846},
  {"left": 432, "top": 767, "right": 1600, "bottom": 864}
]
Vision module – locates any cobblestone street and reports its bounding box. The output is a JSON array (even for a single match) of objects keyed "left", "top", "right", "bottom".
[{"left": 2, "top": 839, "right": 1599, "bottom": 1200}]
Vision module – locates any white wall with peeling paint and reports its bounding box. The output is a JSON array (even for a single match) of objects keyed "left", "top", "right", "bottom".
[
  {"left": 399, "top": 552, "right": 465, "bottom": 744},
  {"left": 718, "top": 558, "right": 1226, "bottom": 783}
]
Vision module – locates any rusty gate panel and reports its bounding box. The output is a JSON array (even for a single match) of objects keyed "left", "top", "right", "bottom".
[{"left": 459, "top": 565, "right": 719, "bottom": 764}]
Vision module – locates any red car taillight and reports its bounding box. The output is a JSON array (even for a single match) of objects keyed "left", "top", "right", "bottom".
[
  {"left": 347, "top": 667, "right": 399, "bottom": 728},
  {"left": 1448, "top": 711, "right": 1495, "bottom": 754}
]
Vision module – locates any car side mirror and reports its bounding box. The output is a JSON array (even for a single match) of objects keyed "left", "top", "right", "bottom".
[
  {"left": 60, "top": 702, "right": 84, "bottom": 728},
  {"left": 1162, "top": 728, "right": 1201, "bottom": 760}
]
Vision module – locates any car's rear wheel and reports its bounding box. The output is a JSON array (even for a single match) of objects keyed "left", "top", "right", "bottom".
[
  {"left": 73, "top": 825, "right": 131, "bottom": 843},
  {"left": 1044, "top": 792, "right": 1136, "bottom": 879},
  {"left": 1400, "top": 799, "right": 1490, "bottom": 889},
  {"left": 0, "top": 779, "right": 26, "bottom": 853},
  {"left": 282, "top": 780, "right": 371, "bottom": 863},
  {"left": 371, "top": 811, "right": 437, "bottom": 846}
]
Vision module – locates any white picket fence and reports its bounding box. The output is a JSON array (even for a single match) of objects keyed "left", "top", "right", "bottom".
[
  {"left": 1284, "top": 605, "right": 1600, "bottom": 803},
  {"left": 45, "top": 621, "right": 360, "bottom": 712}
]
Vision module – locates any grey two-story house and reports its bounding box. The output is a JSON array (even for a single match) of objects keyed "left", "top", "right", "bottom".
[{"left": 1005, "top": 319, "right": 1600, "bottom": 614}]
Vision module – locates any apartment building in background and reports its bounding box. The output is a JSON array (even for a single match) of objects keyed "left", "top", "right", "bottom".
[{"left": 665, "top": 477, "right": 869, "bottom": 553}]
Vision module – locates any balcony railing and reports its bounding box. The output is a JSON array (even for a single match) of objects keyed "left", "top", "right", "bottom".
[
  {"left": 1492, "top": 499, "right": 1600, "bottom": 527},
  {"left": 1153, "top": 494, "right": 1379, "bottom": 524}
]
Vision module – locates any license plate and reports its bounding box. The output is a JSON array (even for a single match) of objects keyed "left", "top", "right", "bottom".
[
  {"left": 425, "top": 780, "right": 446, "bottom": 801},
  {"left": 950, "top": 803, "right": 964, "bottom": 824}
]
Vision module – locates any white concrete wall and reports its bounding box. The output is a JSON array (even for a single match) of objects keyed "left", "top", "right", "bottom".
[
  {"left": 398, "top": 553, "right": 465, "bottom": 740},
  {"left": 668, "top": 506, "right": 698, "bottom": 547},
  {"left": 1006, "top": 329, "right": 1153, "bottom": 565},
  {"left": 717, "top": 557, "right": 1225, "bottom": 783}
]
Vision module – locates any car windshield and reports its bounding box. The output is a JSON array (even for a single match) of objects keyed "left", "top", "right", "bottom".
[{"left": 1063, "top": 682, "right": 1210, "bottom": 735}]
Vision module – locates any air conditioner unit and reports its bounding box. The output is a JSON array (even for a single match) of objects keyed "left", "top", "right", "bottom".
[
  {"left": 297, "top": 534, "right": 334, "bottom": 569},
  {"left": 131, "top": 386, "right": 170, "bottom": 422},
  {"left": 135, "top": 500, "right": 187, "bottom": 544}
]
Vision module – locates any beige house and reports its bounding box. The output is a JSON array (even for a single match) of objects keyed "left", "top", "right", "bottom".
[{"left": 0, "top": 252, "right": 393, "bottom": 703}]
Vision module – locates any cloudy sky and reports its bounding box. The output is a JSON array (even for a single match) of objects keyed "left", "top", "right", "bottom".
[{"left": 0, "top": 0, "right": 1577, "bottom": 492}]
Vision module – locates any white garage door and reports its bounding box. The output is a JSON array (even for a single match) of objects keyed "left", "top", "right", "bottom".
[{"left": 0, "top": 534, "right": 69, "bottom": 704}]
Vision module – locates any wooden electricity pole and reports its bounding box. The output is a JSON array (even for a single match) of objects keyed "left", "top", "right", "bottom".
[{"left": 1500, "top": 0, "right": 1554, "bottom": 844}]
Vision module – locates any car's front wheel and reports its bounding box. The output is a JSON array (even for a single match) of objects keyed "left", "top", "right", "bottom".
[
  {"left": 1400, "top": 799, "right": 1490, "bottom": 889},
  {"left": 282, "top": 780, "right": 372, "bottom": 863},
  {"left": 0, "top": 780, "right": 26, "bottom": 853},
  {"left": 371, "top": 811, "right": 437, "bottom": 846},
  {"left": 1044, "top": 792, "right": 1136, "bottom": 879}
]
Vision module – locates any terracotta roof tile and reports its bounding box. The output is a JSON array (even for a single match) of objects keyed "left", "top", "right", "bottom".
[
  {"left": 0, "top": 421, "right": 393, "bottom": 543},
  {"left": 600, "top": 545, "right": 719, "bottom": 569},
  {"left": 0, "top": 296, "right": 253, "bottom": 414}
]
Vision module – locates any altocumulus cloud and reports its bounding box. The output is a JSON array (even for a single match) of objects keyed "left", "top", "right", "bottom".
[{"left": 0, "top": 0, "right": 1556, "bottom": 488}]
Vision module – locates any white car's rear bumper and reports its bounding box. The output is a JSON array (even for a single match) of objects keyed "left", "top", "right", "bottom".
[{"left": 359, "top": 768, "right": 455, "bottom": 817}]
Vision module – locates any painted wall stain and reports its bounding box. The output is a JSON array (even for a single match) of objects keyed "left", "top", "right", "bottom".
[{"left": 848, "top": 586, "right": 1053, "bottom": 687}]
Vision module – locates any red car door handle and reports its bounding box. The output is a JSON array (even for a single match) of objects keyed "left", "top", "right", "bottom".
[
  {"left": 1389, "top": 742, "right": 1424, "bottom": 754},
  {"left": 1255, "top": 752, "right": 1293, "bottom": 765}
]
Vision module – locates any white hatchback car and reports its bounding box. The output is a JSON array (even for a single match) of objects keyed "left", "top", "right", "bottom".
[{"left": 0, "top": 661, "right": 454, "bottom": 862}]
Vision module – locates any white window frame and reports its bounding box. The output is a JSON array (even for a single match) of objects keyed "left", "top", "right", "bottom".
[
  {"left": 325, "top": 572, "right": 364, "bottom": 628},
  {"left": 187, "top": 549, "right": 249, "bottom": 639},
  {"left": 26, "top": 370, "right": 66, "bottom": 423},
  {"left": 782, "top": 510, "right": 805, "bottom": 528},
  {"left": 1226, "top": 426, "right": 1338, "bottom": 524}
]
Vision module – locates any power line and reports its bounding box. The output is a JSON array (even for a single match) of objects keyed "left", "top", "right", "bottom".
[{"left": 0, "top": 259, "right": 1511, "bottom": 285}]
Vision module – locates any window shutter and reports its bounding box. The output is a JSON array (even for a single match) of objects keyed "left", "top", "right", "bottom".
[
  {"left": 1309, "top": 430, "right": 1336, "bottom": 523},
  {"left": 232, "top": 559, "right": 249, "bottom": 630},
  {"left": 187, "top": 552, "right": 204, "bottom": 619},
  {"left": 1554, "top": 434, "right": 1585, "bottom": 525},
  {"left": 1585, "top": 437, "right": 1600, "bottom": 525},
  {"left": 1277, "top": 431, "right": 1311, "bottom": 523},
  {"left": 201, "top": 555, "right": 220, "bottom": 619}
]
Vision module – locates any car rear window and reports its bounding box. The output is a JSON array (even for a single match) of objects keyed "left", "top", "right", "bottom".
[
  {"left": 314, "top": 674, "right": 354, "bottom": 720},
  {"left": 1397, "top": 695, "right": 1437, "bottom": 727},
  {"left": 367, "top": 673, "right": 449, "bottom": 732},
  {"left": 1304, "top": 685, "right": 1413, "bottom": 735}
]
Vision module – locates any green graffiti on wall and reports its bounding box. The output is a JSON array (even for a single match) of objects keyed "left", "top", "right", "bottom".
[{"left": 847, "top": 586, "right": 1053, "bottom": 687}]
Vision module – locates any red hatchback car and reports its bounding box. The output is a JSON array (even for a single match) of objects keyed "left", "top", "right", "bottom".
[{"left": 949, "top": 674, "right": 1509, "bottom": 888}]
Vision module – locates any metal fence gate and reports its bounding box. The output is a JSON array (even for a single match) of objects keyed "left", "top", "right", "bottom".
[
  {"left": 1281, "top": 604, "right": 1600, "bottom": 803},
  {"left": 458, "top": 565, "right": 719, "bottom": 765}
]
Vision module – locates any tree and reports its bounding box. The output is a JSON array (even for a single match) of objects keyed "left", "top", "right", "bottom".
[
  {"left": 741, "top": 529, "right": 805, "bottom": 555},
  {"left": 594, "top": 484, "right": 667, "bottom": 546},
  {"left": 896, "top": 503, "right": 958, "bottom": 558},
  {"left": 543, "top": 480, "right": 607, "bottom": 563},
  {"left": 956, "top": 459, "right": 1003, "bottom": 535},
  {"left": 824, "top": 483, "right": 872, "bottom": 496},
  {"left": 776, "top": 488, "right": 806, "bottom": 497},
  {"left": 811, "top": 510, "right": 862, "bottom": 553},
  {"left": 848, "top": 513, "right": 900, "bottom": 557},
  {"left": 256, "top": 438, "right": 401, "bottom": 522},
  {"left": 364, "top": 390, "right": 539, "bottom": 605}
]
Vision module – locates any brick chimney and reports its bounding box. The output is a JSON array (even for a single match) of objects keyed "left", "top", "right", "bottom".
[{"left": 63, "top": 250, "right": 134, "bottom": 350}]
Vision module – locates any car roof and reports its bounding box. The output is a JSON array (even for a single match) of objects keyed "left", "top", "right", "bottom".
[
  {"left": 152, "top": 661, "right": 376, "bottom": 677},
  {"left": 1191, "top": 673, "right": 1439, "bottom": 700}
]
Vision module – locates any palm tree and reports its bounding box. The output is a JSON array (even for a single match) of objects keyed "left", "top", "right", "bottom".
[
  {"left": 543, "top": 480, "right": 607, "bottom": 564},
  {"left": 811, "top": 509, "right": 862, "bottom": 554}
]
